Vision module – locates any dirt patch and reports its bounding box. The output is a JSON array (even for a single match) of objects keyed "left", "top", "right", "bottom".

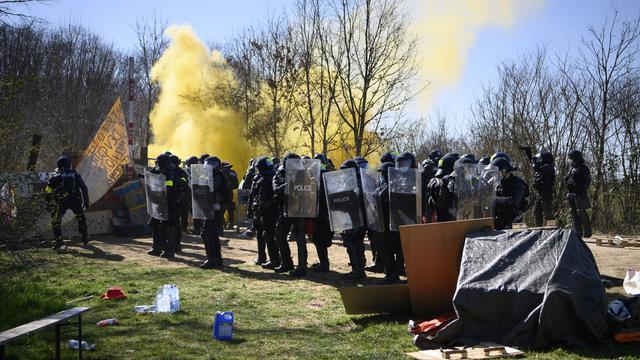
[{"left": 58, "top": 230, "right": 639, "bottom": 288}]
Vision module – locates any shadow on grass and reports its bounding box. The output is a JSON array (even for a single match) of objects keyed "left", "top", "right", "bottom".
[
  {"left": 352, "top": 314, "right": 412, "bottom": 329},
  {"left": 562, "top": 341, "right": 640, "bottom": 359},
  {"left": 66, "top": 243, "right": 125, "bottom": 262},
  {"left": 221, "top": 265, "right": 377, "bottom": 288}
]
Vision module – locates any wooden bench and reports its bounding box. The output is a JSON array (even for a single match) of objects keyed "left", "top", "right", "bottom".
[{"left": 0, "top": 307, "right": 91, "bottom": 360}]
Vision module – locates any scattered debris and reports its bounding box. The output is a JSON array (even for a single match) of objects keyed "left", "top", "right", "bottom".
[
  {"left": 67, "top": 340, "right": 96, "bottom": 351},
  {"left": 100, "top": 287, "right": 127, "bottom": 300},
  {"left": 213, "top": 311, "right": 234, "bottom": 341},
  {"left": 97, "top": 318, "right": 119, "bottom": 327},
  {"left": 133, "top": 305, "right": 156, "bottom": 314},
  {"left": 407, "top": 343, "right": 524, "bottom": 360},
  {"left": 66, "top": 295, "right": 94, "bottom": 304},
  {"left": 624, "top": 269, "right": 640, "bottom": 296},
  {"left": 155, "top": 284, "right": 180, "bottom": 313}
]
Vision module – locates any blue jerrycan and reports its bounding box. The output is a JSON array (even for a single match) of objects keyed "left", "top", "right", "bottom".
[{"left": 213, "top": 311, "right": 234, "bottom": 340}]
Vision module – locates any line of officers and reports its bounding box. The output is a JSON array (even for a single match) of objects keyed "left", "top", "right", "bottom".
[{"left": 143, "top": 146, "right": 592, "bottom": 284}]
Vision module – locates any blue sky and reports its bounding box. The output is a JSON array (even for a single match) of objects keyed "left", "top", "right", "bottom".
[{"left": 22, "top": 0, "right": 640, "bottom": 131}]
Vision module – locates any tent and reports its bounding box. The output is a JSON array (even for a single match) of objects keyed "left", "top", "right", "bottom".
[{"left": 418, "top": 228, "right": 610, "bottom": 349}]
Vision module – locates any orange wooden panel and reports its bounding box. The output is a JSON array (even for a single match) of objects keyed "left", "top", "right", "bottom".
[{"left": 400, "top": 218, "right": 494, "bottom": 317}]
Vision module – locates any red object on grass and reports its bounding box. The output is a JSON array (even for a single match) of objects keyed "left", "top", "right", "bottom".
[{"left": 100, "top": 287, "right": 127, "bottom": 300}]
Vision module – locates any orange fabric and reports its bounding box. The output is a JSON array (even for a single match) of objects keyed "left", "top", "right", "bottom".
[
  {"left": 614, "top": 331, "right": 640, "bottom": 343},
  {"left": 410, "top": 313, "right": 457, "bottom": 335}
]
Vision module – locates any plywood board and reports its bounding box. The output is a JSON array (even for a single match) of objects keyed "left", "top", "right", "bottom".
[
  {"left": 400, "top": 218, "right": 494, "bottom": 317},
  {"left": 407, "top": 343, "right": 524, "bottom": 360},
  {"left": 338, "top": 284, "right": 411, "bottom": 315}
]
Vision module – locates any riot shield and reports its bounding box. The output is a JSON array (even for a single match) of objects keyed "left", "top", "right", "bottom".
[
  {"left": 361, "top": 170, "right": 384, "bottom": 232},
  {"left": 190, "top": 164, "right": 216, "bottom": 220},
  {"left": 454, "top": 164, "right": 499, "bottom": 220},
  {"left": 323, "top": 168, "right": 363, "bottom": 232},
  {"left": 388, "top": 168, "right": 422, "bottom": 231},
  {"left": 145, "top": 171, "right": 169, "bottom": 221},
  {"left": 286, "top": 158, "right": 321, "bottom": 218}
]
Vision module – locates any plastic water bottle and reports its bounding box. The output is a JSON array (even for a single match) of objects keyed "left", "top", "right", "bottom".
[
  {"left": 96, "top": 318, "right": 118, "bottom": 327},
  {"left": 155, "top": 284, "right": 180, "bottom": 313},
  {"left": 169, "top": 285, "right": 180, "bottom": 313},
  {"left": 213, "top": 311, "right": 234, "bottom": 340},
  {"left": 155, "top": 285, "right": 170, "bottom": 313}
]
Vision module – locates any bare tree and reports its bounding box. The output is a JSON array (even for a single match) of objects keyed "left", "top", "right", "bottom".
[
  {"left": 251, "top": 12, "right": 300, "bottom": 157},
  {"left": 328, "top": 0, "right": 421, "bottom": 157},
  {"left": 561, "top": 10, "right": 640, "bottom": 227},
  {"left": 0, "top": 0, "right": 47, "bottom": 26},
  {"left": 226, "top": 27, "right": 264, "bottom": 145},
  {"left": 134, "top": 11, "right": 168, "bottom": 151}
]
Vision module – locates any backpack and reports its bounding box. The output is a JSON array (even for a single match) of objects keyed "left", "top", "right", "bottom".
[{"left": 223, "top": 169, "right": 239, "bottom": 192}]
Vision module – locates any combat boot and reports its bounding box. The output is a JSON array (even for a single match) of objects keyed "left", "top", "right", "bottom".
[
  {"left": 289, "top": 266, "right": 307, "bottom": 277},
  {"left": 274, "top": 260, "right": 294, "bottom": 273}
]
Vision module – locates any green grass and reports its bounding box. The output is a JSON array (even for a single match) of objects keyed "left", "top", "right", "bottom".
[{"left": 0, "top": 249, "right": 639, "bottom": 360}]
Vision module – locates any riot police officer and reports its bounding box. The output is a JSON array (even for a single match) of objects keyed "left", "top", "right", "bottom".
[
  {"left": 181, "top": 156, "right": 199, "bottom": 234},
  {"left": 339, "top": 159, "right": 367, "bottom": 280},
  {"left": 490, "top": 157, "right": 528, "bottom": 230},
  {"left": 147, "top": 154, "right": 179, "bottom": 258},
  {"left": 376, "top": 161, "right": 402, "bottom": 284},
  {"left": 420, "top": 149, "right": 442, "bottom": 223},
  {"left": 523, "top": 148, "right": 556, "bottom": 227},
  {"left": 250, "top": 156, "right": 281, "bottom": 269},
  {"left": 311, "top": 153, "right": 333, "bottom": 272},
  {"left": 564, "top": 150, "right": 592, "bottom": 238},
  {"left": 200, "top": 156, "right": 227, "bottom": 269},
  {"left": 45, "top": 156, "right": 90, "bottom": 249},
  {"left": 170, "top": 155, "right": 189, "bottom": 253},
  {"left": 272, "top": 153, "right": 305, "bottom": 275},
  {"left": 427, "top": 153, "right": 458, "bottom": 222}
]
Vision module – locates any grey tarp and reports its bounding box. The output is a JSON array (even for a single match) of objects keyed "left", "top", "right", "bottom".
[{"left": 421, "top": 228, "right": 609, "bottom": 350}]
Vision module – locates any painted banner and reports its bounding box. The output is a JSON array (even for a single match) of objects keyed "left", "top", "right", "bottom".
[{"left": 75, "top": 98, "right": 132, "bottom": 205}]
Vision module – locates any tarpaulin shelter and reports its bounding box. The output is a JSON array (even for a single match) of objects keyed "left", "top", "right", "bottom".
[{"left": 420, "top": 228, "right": 610, "bottom": 349}]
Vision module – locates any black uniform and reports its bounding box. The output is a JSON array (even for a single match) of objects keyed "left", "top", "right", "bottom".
[
  {"left": 147, "top": 155, "right": 180, "bottom": 258},
  {"left": 427, "top": 153, "right": 458, "bottom": 222},
  {"left": 339, "top": 160, "right": 367, "bottom": 279},
  {"left": 272, "top": 155, "right": 304, "bottom": 274},
  {"left": 376, "top": 162, "right": 403, "bottom": 283},
  {"left": 171, "top": 164, "right": 189, "bottom": 253},
  {"left": 312, "top": 163, "right": 333, "bottom": 272},
  {"left": 250, "top": 158, "right": 281, "bottom": 268},
  {"left": 523, "top": 149, "right": 555, "bottom": 227},
  {"left": 45, "top": 157, "right": 89, "bottom": 249},
  {"left": 494, "top": 174, "right": 527, "bottom": 230},
  {"left": 201, "top": 157, "right": 227, "bottom": 269},
  {"left": 181, "top": 156, "right": 199, "bottom": 234},
  {"left": 564, "top": 155, "right": 592, "bottom": 238},
  {"left": 222, "top": 164, "right": 238, "bottom": 230},
  {"left": 421, "top": 160, "right": 437, "bottom": 223}
]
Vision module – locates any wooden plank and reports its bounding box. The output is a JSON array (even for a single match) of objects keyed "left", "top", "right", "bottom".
[
  {"left": 0, "top": 307, "right": 90, "bottom": 345},
  {"left": 338, "top": 284, "right": 411, "bottom": 315},
  {"left": 407, "top": 342, "right": 524, "bottom": 360},
  {"left": 399, "top": 218, "right": 494, "bottom": 317}
]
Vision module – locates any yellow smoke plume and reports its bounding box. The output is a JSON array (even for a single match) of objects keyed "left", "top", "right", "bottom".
[
  {"left": 412, "top": 0, "right": 545, "bottom": 110},
  {"left": 149, "top": 25, "right": 252, "bottom": 172}
]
